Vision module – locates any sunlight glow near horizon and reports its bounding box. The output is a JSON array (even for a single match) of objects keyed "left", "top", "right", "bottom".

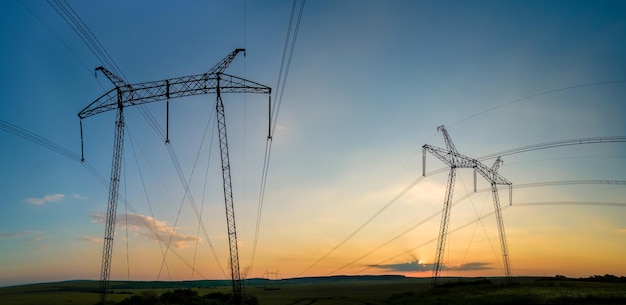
[{"left": 1, "top": 1, "right": 626, "bottom": 287}]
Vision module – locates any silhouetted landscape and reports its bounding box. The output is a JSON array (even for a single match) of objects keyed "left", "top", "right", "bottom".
[{"left": 2, "top": 275, "right": 626, "bottom": 304}]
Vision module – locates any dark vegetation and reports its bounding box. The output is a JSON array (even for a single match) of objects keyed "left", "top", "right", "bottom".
[
  {"left": 389, "top": 276, "right": 626, "bottom": 305},
  {"left": 111, "top": 289, "right": 258, "bottom": 305},
  {"left": 2, "top": 275, "right": 626, "bottom": 305}
]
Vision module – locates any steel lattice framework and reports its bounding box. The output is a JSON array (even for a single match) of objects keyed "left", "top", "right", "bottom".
[
  {"left": 79, "top": 49, "right": 270, "bottom": 304},
  {"left": 423, "top": 125, "right": 512, "bottom": 285}
]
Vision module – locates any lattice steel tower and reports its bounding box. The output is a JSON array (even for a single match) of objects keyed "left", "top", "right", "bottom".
[
  {"left": 79, "top": 49, "right": 271, "bottom": 303},
  {"left": 423, "top": 125, "right": 512, "bottom": 285}
]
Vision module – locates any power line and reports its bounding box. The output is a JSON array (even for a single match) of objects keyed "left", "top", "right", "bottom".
[
  {"left": 300, "top": 135, "right": 625, "bottom": 276},
  {"left": 477, "top": 136, "right": 626, "bottom": 161},
  {"left": 16, "top": 0, "right": 92, "bottom": 74},
  {"left": 338, "top": 180, "right": 626, "bottom": 274},
  {"left": 448, "top": 80, "right": 626, "bottom": 128},
  {"left": 249, "top": 0, "right": 306, "bottom": 277},
  {"left": 358, "top": 199, "right": 625, "bottom": 275}
]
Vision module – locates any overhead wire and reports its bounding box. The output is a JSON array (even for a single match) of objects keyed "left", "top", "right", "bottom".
[
  {"left": 15, "top": 0, "right": 92, "bottom": 74},
  {"left": 47, "top": 0, "right": 124, "bottom": 78},
  {"left": 191, "top": 111, "right": 217, "bottom": 280},
  {"left": 448, "top": 80, "right": 626, "bottom": 129},
  {"left": 457, "top": 172, "right": 502, "bottom": 275},
  {"left": 359, "top": 199, "right": 626, "bottom": 275},
  {"left": 300, "top": 135, "right": 625, "bottom": 275},
  {"left": 345, "top": 179, "right": 626, "bottom": 274},
  {"left": 160, "top": 104, "right": 227, "bottom": 279},
  {"left": 457, "top": 192, "right": 490, "bottom": 275},
  {"left": 47, "top": 0, "right": 211, "bottom": 281},
  {"left": 477, "top": 136, "right": 626, "bottom": 161},
  {"left": 0, "top": 119, "right": 215, "bottom": 279},
  {"left": 123, "top": 148, "right": 130, "bottom": 281},
  {"left": 249, "top": 0, "right": 306, "bottom": 277},
  {"left": 48, "top": 0, "right": 167, "bottom": 142},
  {"left": 44, "top": 0, "right": 210, "bottom": 281},
  {"left": 127, "top": 128, "right": 172, "bottom": 280},
  {"left": 297, "top": 175, "right": 427, "bottom": 276}
]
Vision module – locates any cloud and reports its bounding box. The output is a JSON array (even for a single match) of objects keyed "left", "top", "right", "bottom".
[
  {"left": 0, "top": 231, "right": 28, "bottom": 238},
  {"left": 72, "top": 194, "right": 87, "bottom": 200},
  {"left": 0, "top": 230, "right": 43, "bottom": 239},
  {"left": 25, "top": 194, "right": 65, "bottom": 205},
  {"left": 368, "top": 261, "right": 492, "bottom": 272},
  {"left": 36, "top": 245, "right": 51, "bottom": 251},
  {"left": 90, "top": 212, "right": 198, "bottom": 248},
  {"left": 456, "top": 262, "right": 492, "bottom": 271},
  {"left": 619, "top": 228, "right": 626, "bottom": 234},
  {"left": 368, "top": 260, "right": 432, "bottom": 272},
  {"left": 77, "top": 236, "right": 103, "bottom": 244}
]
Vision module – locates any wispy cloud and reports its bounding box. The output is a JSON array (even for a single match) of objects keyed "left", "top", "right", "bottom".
[
  {"left": 90, "top": 212, "right": 198, "bottom": 248},
  {"left": 0, "top": 231, "right": 28, "bottom": 238},
  {"left": 0, "top": 230, "right": 43, "bottom": 239},
  {"left": 25, "top": 194, "right": 65, "bottom": 205},
  {"left": 72, "top": 194, "right": 87, "bottom": 200},
  {"left": 36, "top": 245, "right": 51, "bottom": 251},
  {"left": 76, "top": 236, "right": 103, "bottom": 244}
]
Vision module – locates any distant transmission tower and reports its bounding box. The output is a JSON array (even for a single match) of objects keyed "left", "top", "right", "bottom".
[
  {"left": 422, "top": 125, "right": 512, "bottom": 285},
  {"left": 79, "top": 49, "right": 271, "bottom": 304}
]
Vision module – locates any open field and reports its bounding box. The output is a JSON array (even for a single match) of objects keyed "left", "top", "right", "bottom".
[{"left": 2, "top": 276, "right": 626, "bottom": 305}]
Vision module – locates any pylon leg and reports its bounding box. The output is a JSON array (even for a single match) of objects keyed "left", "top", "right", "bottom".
[
  {"left": 432, "top": 167, "right": 456, "bottom": 286},
  {"left": 99, "top": 107, "right": 124, "bottom": 304}
]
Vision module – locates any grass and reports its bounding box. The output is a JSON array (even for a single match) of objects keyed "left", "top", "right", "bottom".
[{"left": 1, "top": 277, "right": 625, "bottom": 305}]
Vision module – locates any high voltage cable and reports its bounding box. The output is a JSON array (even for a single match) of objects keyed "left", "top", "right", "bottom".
[
  {"left": 191, "top": 116, "right": 217, "bottom": 280},
  {"left": 299, "top": 133, "right": 625, "bottom": 276},
  {"left": 297, "top": 175, "right": 427, "bottom": 276},
  {"left": 47, "top": 0, "right": 124, "bottom": 78},
  {"left": 448, "top": 80, "right": 626, "bottom": 128},
  {"left": 0, "top": 120, "right": 212, "bottom": 279},
  {"left": 457, "top": 171, "right": 502, "bottom": 274},
  {"left": 127, "top": 124, "right": 220, "bottom": 281},
  {"left": 48, "top": 0, "right": 167, "bottom": 141},
  {"left": 335, "top": 180, "right": 626, "bottom": 274},
  {"left": 477, "top": 136, "right": 626, "bottom": 161},
  {"left": 47, "top": 0, "right": 200, "bottom": 281},
  {"left": 271, "top": 0, "right": 306, "bottom": 134},
  {"left": 249, "top": 0, "right": 306, "bottom": 277},
  {"left": 15, "top": 0, "right": 92, "bottom": 74},
  {"left": 358, "top": 200, "right": 626, "bottom": 274},
  {"left": 127, "top": 128, "right": 172, "bottom": 280},
  {"left": 160, "top": 118, "right": 227, "bottom": 279}
]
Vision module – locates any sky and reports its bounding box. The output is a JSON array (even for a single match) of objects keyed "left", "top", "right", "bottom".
[{"left": 1, "top": 0, "right": 625, "bottom": 287}]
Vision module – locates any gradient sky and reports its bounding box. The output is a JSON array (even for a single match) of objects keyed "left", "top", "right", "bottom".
[{"left": 1, "top": 1, "right": 625, "bottom": 287}]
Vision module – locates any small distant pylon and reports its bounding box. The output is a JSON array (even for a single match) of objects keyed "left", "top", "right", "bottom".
[{"left": 264, "top": 270, "right": 281, "bottom": 290}]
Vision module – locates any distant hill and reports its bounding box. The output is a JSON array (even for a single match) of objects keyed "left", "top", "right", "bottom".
[{"left": 0, "top": 274, "right": 413, "bottom": 292}]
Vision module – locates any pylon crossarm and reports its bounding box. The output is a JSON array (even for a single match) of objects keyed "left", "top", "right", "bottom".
[
  {"left": 423, "top": 144, "right": 477, "bottom": 169},
  {"left": 475, "top": 161, "right": 511, "bottom": 186},
  {"left": 79, "top": 73, "right": 270, "bottom": 119},
  {"left": 209, "top": 48, "right": 245, "bottom": 74}
]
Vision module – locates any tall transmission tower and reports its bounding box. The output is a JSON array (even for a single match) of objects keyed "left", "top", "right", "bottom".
[
  {"left": 78, "top": 49, "right": 271, "bottom": 304},
  {"left": 422, "top": 125, "right": 512, "bottom": 285}
]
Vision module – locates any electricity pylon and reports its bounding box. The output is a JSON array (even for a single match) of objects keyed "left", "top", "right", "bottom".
[
  {"left": 423, "top": 125, "right": 512, "bottom": 285},
  {"left": 79, "top": 49, "right": 271, "bottom": 304}
]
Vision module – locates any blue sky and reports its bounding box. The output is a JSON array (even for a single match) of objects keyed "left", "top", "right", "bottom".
[{"left": 1, "top": 1, "right": 625, "bottom": 287}]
